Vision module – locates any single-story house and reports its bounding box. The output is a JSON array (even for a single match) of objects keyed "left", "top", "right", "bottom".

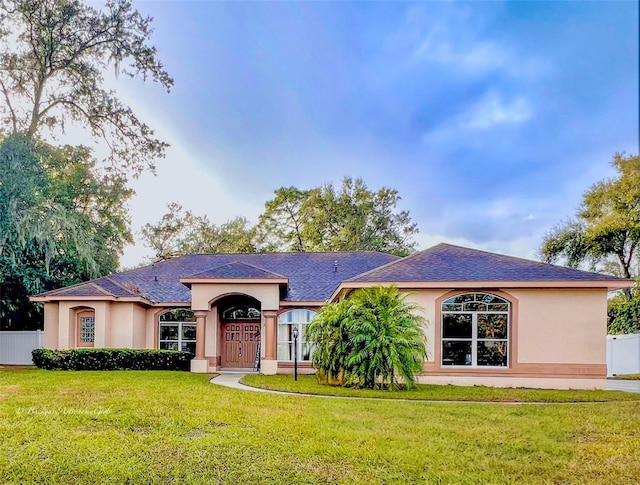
[{"left": 31, "top": 243, "right": 634, "bottom": 389}]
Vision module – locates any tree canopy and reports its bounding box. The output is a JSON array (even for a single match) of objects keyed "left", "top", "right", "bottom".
[
  {"left": 141, "top": 203, "right": 256, "bottom": 261},
  {"left": 259, "top": 178, "right": 418, "bottom": 255},
  {"left": 540, "top": 153, "right": 640, "bottom": 297},
  {"left": 142, "top": 177, "right": 419, "bottom": 261},
  {"left": 0, "top": 0, "right": 170, "bottom": 329},
  {"left": 0, "top": 135, "right": 132, "bottom": 329},
  {"left": 0, "top": 0, "right": 173, "bottom": 177}
]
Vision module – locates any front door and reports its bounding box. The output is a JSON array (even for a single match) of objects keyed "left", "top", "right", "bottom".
[{"left": 221, "top": 322, "right": 260, "bottom": 368}]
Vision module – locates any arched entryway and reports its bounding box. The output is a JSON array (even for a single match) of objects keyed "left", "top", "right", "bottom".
[{"left": 217, "top": 295, "right": 261, "bottom": 369}]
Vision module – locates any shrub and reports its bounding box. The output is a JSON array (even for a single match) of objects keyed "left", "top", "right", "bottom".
[
  {"left": 31, "top": 348, "right": 192, "bottom": 371},
  {"left": 307, "top": 286, "right": 427, "bottom": 390}
]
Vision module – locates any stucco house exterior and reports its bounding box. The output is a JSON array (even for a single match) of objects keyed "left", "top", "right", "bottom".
[{"left": 31, "top": 243, "right": 634, "bottom": 389}]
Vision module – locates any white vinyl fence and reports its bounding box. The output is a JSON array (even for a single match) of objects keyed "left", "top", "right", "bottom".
[
  {"left": 607, "top": 333, "right": 640, "bottom": 377},
  {"left": 0, "top": 330, "right": 43, "bottom": 365}
]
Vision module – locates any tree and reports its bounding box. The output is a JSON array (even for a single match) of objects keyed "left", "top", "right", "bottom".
[
  {"left": 0, "top": 0, "right": 170, "bottom": 328},
  {"left": 141, "top": 203, "right": 256, "bottom": 261},
  {"left": 541, "top": 153, "right": 640, "bottom": 298},
  {"left": 608, "top": 297, "right": 640, "bottom": 335},
  {"left": 0, "top": 134, "right": 132, "bottom": 329},
  {"left": 257, "top": 187, "right": 308, "bottom": 252},
  {"left": 0, "top": 0, "right": 173, "bottom": 177},
  {"left": 306, "top": 286, "right": 427, "bottom": 390},
  {"left": 258, "top": 177, "right": 418, "bottom": 255},
  {"left": 143, "top": 177, "right": 419, "bottom": 259}
]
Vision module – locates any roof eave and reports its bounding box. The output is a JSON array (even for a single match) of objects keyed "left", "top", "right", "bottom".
[
  {"left": 179, "top": 277, "right": 289, "bottom": 285},
  {"left": 328, "top": 279, "right": 635, "bottom": 302},
  {"left": 30, "top": 295, "right": 154, "bottom": 305}
]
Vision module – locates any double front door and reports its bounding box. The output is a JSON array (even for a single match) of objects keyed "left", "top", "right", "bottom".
[{"left": 221, "top": 322, "right": 260, "bottom": 368}]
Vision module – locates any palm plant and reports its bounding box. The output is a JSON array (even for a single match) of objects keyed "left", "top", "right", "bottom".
[
  {"left": 307, "top": 286, "right": 427, "bottom": 390},
  {"left": 306, "top": 298, "right": 351, "bottom": 385}
]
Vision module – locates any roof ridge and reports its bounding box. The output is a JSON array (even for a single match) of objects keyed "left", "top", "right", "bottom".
[
  {"left": 88, "top": 282, "right": 114, "bottom": 296},
  {"left": 101, "top": 276, "right": 139, "bottom": 295},
  {"left": 159, "top": 250, "right": 395, "bottom": 258},
  {"left": 39, "top": 279, "right": 110, "bottom": 297},
  {"left": 184, "top": 260, "right": 288, "bottom": 279},
  {"left": 221, "top": 260, "right": 288, "bottom": 279}
]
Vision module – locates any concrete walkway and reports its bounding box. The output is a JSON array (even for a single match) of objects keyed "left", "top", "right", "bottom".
[
  {"left": 209, "top": 373, "right": 640, "bottom": 404},
  {"left": 606, "top": 379, "right": 640, "bottom": 393},
  {"left": 209, "top": 372, "right": 277, "bottom": 393}
]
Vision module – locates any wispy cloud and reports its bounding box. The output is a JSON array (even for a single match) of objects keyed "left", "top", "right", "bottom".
[
  {"left": 92, "top": 2, "right": 637, "bottom": 267},
  {"left": 462, "top": 92, "right": 532, "bottom": 129}
]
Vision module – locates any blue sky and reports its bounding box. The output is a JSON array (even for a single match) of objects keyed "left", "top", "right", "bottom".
[{"left": 113, "top": 1, "right": 639, "bottom": 267}]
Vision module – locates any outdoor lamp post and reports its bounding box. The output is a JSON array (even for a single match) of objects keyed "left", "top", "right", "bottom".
[{"left": 292, "top": 325, "right": 299, "bottom": 381}]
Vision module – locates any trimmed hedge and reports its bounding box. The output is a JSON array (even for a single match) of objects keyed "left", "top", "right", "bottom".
[{"left": 32, "top": 348, "right": 193, "bottom": 371}]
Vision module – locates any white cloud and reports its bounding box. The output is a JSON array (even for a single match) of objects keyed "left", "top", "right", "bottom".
[
  {"left": 414, "top": 33, "right": 509, "bottom": 75},
  {"left": 463, "top": 92, "right": 531, "bottom": 129},
  {"left": 406, "top": 5, "right": 548, "bottom": 80}
]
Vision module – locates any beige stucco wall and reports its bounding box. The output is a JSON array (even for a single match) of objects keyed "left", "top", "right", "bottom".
[
  {"left": 39, "top": 285, "right": 608, "bottom": 385},
  {"left": 205, "top": 308, "right": 217, "bottom": 357},
  {"left": 109, "top": 304, "right": 133, "bottom": 347},
  {"left": 403, "top": 289, "right": 449, "bottom": 361},
  {"left": 43, "top": 302, "right": 60, "bottom": 349},
  {"left": 94, "top": 302, "right": 110, "bottom": 348},
  {"left": 108, "top": 303, "right": 148, "bottom": 348},
  {"left": 42, "top": 301, "right": 151, "bottom": 350},
  {"left": 145, "top": 308, "right": 161, "bottom": 349},
  {"left": 511, "top": 288, "right": 607, "bottom": 365},
  {"left": 403, "top": 286, "right": 608, "bottom": 368},
  {"left": 52, "top": 301, "right": 110, "bottom": 349},
  {"left": 190, "top": 283, "right": 280, "bottom": 311},
  {"left": 132, "top": 305, "right": 147, "bottom": 348}
]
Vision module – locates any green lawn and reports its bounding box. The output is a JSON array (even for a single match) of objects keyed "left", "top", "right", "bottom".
[
  {"left": 615, "top": 373, "right": 640, "bottom": 380},
  {"left": 241, "top": 374, "right": 640, "bottom": 402},
  {"left": 0, "top": 370, "right": 639, "bottom": 484}
]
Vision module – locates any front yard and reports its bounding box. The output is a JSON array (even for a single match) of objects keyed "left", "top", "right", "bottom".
[{"left": 1, "top": 369, "right": 639, "bottom": 484}]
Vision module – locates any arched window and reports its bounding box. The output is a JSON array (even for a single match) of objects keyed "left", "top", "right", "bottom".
[
  {"left": 277, "top": 309, "right": 317, "bottom": 361},
  {"left": 222, "top": 305, "right": 261, "bottom": 321},
  {"left": 441, "top": 292, "right": 509, "bottom": 367},
  {"left": 159, "top": 308, "right": 196, "bottom": 354}
]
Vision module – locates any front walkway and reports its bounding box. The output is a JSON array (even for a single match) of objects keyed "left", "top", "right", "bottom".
[
  {"left": 606, "top": 379, "right": 640, "bottom": 393},
  {"left": 209, "top": 373, "right": 640, "bottom": 403},
  {"left": 209, "top": 372, "right": 276, "bottom": 393}
]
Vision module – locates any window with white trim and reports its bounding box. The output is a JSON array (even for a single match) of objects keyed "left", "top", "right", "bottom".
[
  {"left": 441, "top": 292, "right": 509, "bottom": 367},
  {"left": 159, "top": 309, "right": 197, "bottom": 354},
  {"left": 277, "top": 309, "right": 317, "bottom": 361}
]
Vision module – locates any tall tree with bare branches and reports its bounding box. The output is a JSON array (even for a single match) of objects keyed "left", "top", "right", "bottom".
[{"left": 0, "top": 0, "right": 173, "bottom": 177}]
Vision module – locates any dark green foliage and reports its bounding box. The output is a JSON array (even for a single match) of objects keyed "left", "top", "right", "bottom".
[
  {"left": 608, "top": 298, "right": 640, "bottom": 334},
  {"left": 31, "top": 348, "right": 192, "bottom": 371},
  {"left": 141, "top": 202, "right": 257, "bottom": 261},
  {"left": 307, "top": 286, "right": 426, "bottom": 390},
  {"left": 0, "top": 135, "right": 132, "bottom": 329},
  {"left": 258, "top": 177, "right": 418, "bottom": 256},
  {"left": 143, "top": 177, "right": 419, "bottom": 260}
]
